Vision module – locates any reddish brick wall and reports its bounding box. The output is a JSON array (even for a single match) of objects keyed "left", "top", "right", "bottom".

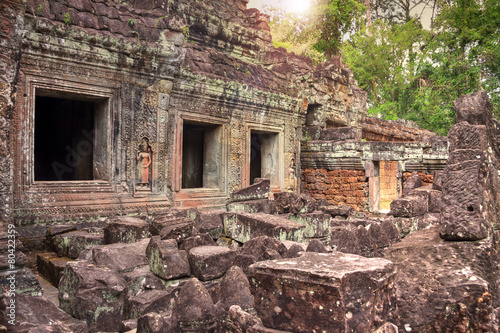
[
  {"left": 403, "top": 172, "right": 434, "bottom": 187},
  {"left": 302, "top": 169, "right": 368, "bottom": 211}
]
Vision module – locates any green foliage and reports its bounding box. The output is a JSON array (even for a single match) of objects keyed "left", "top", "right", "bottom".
[
  {"left": 309, "top": 0, "right": 366, "bottom": 56},
  {"left": 263, "top": 5, "right": 325, "bottom": 64},
  {"left": 128, "top": 19, "right": 136, "bottom": 27},
  {"left": 63, "top": 12, "right": 71, "bottom": 26},
  {"left": 341, "top": 0, "right": 500, "bottom": 135},
  {"left": 36, "top": 4, "right": 42, "bottom": 16}
]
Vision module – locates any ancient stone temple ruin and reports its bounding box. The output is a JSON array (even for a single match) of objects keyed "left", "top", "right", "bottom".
[{"left": 1, "top": 0, "right": 499, "bottom": 332}]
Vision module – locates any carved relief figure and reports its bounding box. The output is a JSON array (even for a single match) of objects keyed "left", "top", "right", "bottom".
[{"left": 137, "top": 137, "right": 152, "bottom": 187}]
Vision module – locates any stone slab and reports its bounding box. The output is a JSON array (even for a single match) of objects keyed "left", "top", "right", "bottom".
[
  {"left": 288, "top": 211, "right": 331, "bottom": 238},
  {"left": 231, "top": 179, "right": 270, "bottom": 202},
  {"left": 103, "top": 216, "right": 151, "bottom": 244},
  {"left": 188, "top": 245, "right": 237, "bottom": 281},
  {"left": 224, "top": 213, "right": 305, "bottom": 243}
]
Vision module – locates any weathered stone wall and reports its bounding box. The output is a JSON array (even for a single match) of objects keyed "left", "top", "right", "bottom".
[
  {"left": 302, "top": 169, "right": 368, "bottom": 211},
  {"left": 4, "top": 0, "right": 366, "bottom": 226},
  {"left": 0, "top": 0, "right": 26, "bottom": 228},
  {"left": 402, "top": 172, "right": 434, "bottom": 187}
]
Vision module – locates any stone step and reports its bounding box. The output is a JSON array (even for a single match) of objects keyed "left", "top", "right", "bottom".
[
  {"left": 224, "top": 213, "right": 305, "bottom": 243},
  {"left": 37, "top": 252, "right": 73, "bottom": 287}
]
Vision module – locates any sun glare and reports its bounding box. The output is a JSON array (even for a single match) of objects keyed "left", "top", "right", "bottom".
[{"left": 288, "top": 0, "right": 310, "bottom": 13}]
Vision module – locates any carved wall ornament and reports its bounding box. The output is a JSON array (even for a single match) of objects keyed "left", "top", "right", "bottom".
[{"left": 136, "top": 137, "right": 153, "bottom": 190}]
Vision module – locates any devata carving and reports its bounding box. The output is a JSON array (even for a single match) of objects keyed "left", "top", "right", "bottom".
[{"left": 136, "top": 137, "right": 152, "bottom": 190}]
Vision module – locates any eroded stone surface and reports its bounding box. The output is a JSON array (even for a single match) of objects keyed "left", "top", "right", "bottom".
[
  {"left": 383, "top": 226, "right": 500, "bottom": 332},
  {"left": 146, "top": 236, "right": 191, "bottom": 280},
  {"left": 188, "top": 245, "right": 237, "bottom": 281},
  {"left": 248, "top": 252, "right": 396, "bottom": 333},
  {"left": 104, "top": 216, "right": 151, "bottom": 244},
  {"left": 58, "top": 260, "right": 127, "bottom": 332},
  {"left": 224, "top": 213, "right": 305, "bottom": 243}
]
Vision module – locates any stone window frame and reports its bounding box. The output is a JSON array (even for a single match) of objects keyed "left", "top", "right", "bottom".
[
  {"left": 245, "top": 123, "right": 284, "bottom": 191},
  {"left": 172, "top": 112, "right": 228, "bottom": 197},
  {"left": 20, "top": 75, "right": 116, "bottom": 189}
]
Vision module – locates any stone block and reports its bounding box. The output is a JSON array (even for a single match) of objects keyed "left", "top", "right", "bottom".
[
  {"left": 274, "top": 192, "right": 316, "bottom": 214},
  {"left": 248, "top": 252, "right": 396, "bottom": 333},
  {"left": 226, "top": 305, "right": 262, "bottom": 333},
  {"left": 87, "top": 238, "right": 149, "bottom": 273},
  {"left": 0, "top": 267, "right": 42, "bottom": 297},
  {"left": 58, "top": 261, "right": 127, "bottom": 332},
  {"left": 160, "top": 221, "right": 193, "bottom": 243},
  {"left": 0, "top": 293, "right": 88, "bottom": 333},
  {"left": 52, "top": 231, "right": 104, "bottom": 259},
  {"left": 454, "top": 90, "right": 492, "bottom": 126},
  {"left": 319, "top": 204, "right": 354, "bottom": 218},
  {"left": 122, "top": 265, "right": 187, "bottom": 297},
  {"left": 408, "top": 186, "right": 442, "bottom": 214},
  {"left": 149, "top": 213, "right": 191, "bottom": 236},
  {"left": 288, "top": 211, "right": 331, "bottom": 238},
  {"left": 136, "top": 311, "right": 173, "bottom": 333},
  {"left": 224, "top": 213, "right": 305, "bottom": 243},
  {"left": 146, "top": 236, "right": 191, "bottom": 280},
  {"left": 432, "top": 170, "right": 444, "bottom": 191},
  {"left": 241, "top": 236, "right": 288, "bottom": 261},
  {"left": 319, "top": 127, "right": 357, "bottom": 141},
  {"left": 180, "top": 233, "right": 217, "bottom": 251},
  {"left": 440, "top": 160, "right": 491, "bottom": 240},
  {"left": 448, "top": 122, "right": 488, "bottom": 152},
  {"left": 231, "top": 179, "right": 270, "bottom": 202},
  {"left": 227, "top": 199, "right": 277, "bottom": 214},
  {"left": 390, "top": 195, "right": 428, "bottom": 217},
  {"left": 402, "top": 171, "right": 423, "bottom": 197},
  {"left": 124, "top": 289, "right": 179, "bottom": 320},
  {"left": 37, "top": 252, "right": 72, "bottom": 287},
  {"left": 194, "top": 209, "right": 225, "bottom": 239},
  {"left": 188, "top": 246, "right": 237, "bottom": 281},
  {"left": 172, "top": 278, "right": 216, "bottom": 332},
  {"left": 103, "top": 216, "right": 151, "bottom": 244}
]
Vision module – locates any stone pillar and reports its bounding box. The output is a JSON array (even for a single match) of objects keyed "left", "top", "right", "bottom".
[{"left": 0, "top": 0, "right": 26, "bottom": 226}]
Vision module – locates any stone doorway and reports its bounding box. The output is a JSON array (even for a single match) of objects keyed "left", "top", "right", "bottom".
[
  {"left": 249, "top": 131, "right": 279, "bottom": 186},
  {"left": 369, "top": 160, "right": 400, "bottom": 212}
]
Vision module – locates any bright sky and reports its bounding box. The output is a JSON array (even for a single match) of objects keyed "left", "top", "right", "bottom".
[{"left": 247, "top": 0, "right": 311, "bottom": 13}]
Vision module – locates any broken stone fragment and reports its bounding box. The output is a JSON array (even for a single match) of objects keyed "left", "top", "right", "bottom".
[
  {"left": 402, "top": 171, "right": 423, "bottom": 197},
  {"left": 240, "top": 236, "right": 288, "bottom": 261},
  {"left": 52, "top": 231, "right": 104, "bottom": 259},
  {"left": 124, "top": 288, "right": 180, "bottom": 320},
  {"left": 194, "top": 209, "right": 225, "bottom": 239},
  {"left": 274, "top": 192, "right": 317, "bottom": 214},
  {"left": 179, "top": 232, "right": 216, "bottom": 251},
  {"left": 408, "top": 185, "right": 442, "bottom": 214},
  {"left": 149, "top": 212, "right": 191, "bottom": 236},
  {"left": 58, "top": 261, "right": 127, "bottom": 332},
  {"left": 230, "top": 178, "right": 270, "bottom": 202},
  {"left": 227, "top": 198, "right": 277, "bottom": 214},
  {"left": 103, "top": 216, "right": 151, "bottom": 244},
  {"left": 0, "top": 292, "right": 88, "bottom": 333},
  {"left": 136, "top": 311, "right": 173, "bottom": 333},
  {"left": 160, "top": 220, "right": 194, "bottom": 243},
  {"left": 0, "top": 267, "right": 42, "bottom": 297},
  {"left": 146, "top": 236, "right": 191, "bottom": 280},
  {"left": 305, "top": 239, "right": 328, "bottom": 253},
  {"left": 248, "top": 252, "right": 396, "bottom": 333},
  {"left": 122, "top": 265, "right": 186, "bottom": 297},
  {"left": 390, "top": 195, "right": 428, "bottom": 218},
  {"left": 288, "top": 211, "right": 331, "bottom": 239},
  {"left": 319, "top": 204, "right": 354, "bottom": 218},
  {"left": 226, "top": 305, "right": 262, "bottom": 333},
  {"left": 172, "top": 278, "right": 217, "bottom": 332},
  {"left": 188, "top": 245, "right": 237, "bottom": 281},
  {"left": 88, "top": 238, "right": 149, "bottom": 273},
  {"left": 216, "top": 266, "right": 256, "bottom": 330},
  {"left": 224, "top": 213, "right": 305, "bottom": 243}
]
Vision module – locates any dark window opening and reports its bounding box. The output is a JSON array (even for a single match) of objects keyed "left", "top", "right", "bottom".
[
  {"left": 250, "top": 133, "right": 262, "bottom": 184},
  {"left": 182, "top": 123, "right": 205, "bottom": 188},
  {"left": 35, "top": 96, "right": 95, "bottom": 181},
  {"left": 181, "top": 121, "right": 222, "bottom": 189},
  {"left": 305, "top": 103, "right": 321, "bottom": 126}
]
